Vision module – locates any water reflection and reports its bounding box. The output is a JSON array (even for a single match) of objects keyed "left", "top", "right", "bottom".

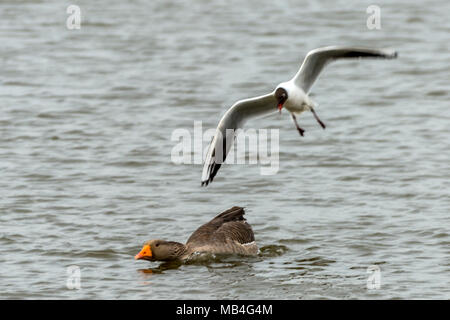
[{"left": 137, "top": 260, "right": 183, "bottom": 275}]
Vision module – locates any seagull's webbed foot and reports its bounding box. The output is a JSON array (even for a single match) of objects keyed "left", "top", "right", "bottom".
[
  {"left": 291, "top": 114, "right": 305, "bottom": 137},
  {"left": 310, "top": 107, "right": 326, "bottom": 129}
]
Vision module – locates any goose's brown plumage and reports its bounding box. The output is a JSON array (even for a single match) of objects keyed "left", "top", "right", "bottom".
[{"left": 135, "top": 206, "right": 258, "bottom": 262}]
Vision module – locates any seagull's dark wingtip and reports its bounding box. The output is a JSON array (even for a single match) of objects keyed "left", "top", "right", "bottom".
[{"left": 201, "top": 179, "right": 211, "bottom": 187}]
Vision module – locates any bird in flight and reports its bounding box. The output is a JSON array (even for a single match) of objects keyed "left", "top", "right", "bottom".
[{"left": 201, "top": 46, "right": 398, "bottom": 186}]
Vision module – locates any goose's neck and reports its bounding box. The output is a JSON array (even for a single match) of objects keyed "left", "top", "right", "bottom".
[{"left": 171, "top": 242, "right": 188, "bottom": 259}]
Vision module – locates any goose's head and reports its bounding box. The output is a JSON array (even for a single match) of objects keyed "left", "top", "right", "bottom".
[{"left": 135, "top": 239, "right": 186, "bottom": 262}]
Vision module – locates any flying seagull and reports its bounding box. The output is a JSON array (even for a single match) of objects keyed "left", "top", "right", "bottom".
[{"left": 201, "top": 46, "right": 398, "bottom": 186}]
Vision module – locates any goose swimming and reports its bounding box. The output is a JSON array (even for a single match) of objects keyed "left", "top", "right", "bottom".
[{"left": 135, "top": 206, "right": 257, "bottom": 262}]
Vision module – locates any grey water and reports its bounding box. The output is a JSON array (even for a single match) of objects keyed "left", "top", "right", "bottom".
[{"left": 0, "top": 0, "right": 449, "bottom": 299}]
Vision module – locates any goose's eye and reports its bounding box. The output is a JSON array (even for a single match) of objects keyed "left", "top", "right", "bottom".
[{"left": 155, "top": 243, "right": 159, "bottom": 247}]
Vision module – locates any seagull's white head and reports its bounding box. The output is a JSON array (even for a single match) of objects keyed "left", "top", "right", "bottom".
[
  {"left": 274, "top": 86, "right": 288, "bottom": 112},
  {"left": 275, "top": 81, "right": 309, "bottom": 114},
  {"left": 276, "top": 81, "right": 325, "bottom": 131}
]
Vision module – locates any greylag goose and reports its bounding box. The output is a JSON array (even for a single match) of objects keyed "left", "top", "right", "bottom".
[{"left": 135, "top": 206, "right": 257, "bottom": 262}]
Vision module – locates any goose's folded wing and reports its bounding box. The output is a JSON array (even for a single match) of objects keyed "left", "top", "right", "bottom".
[
  {"left": 201, "top": 93, "right": 277, "bottom": 186},
  {"left": 186, "top": 207, "right": 246, "bottom": 244},
  {"left": 213, "top": 220, "right": 255, "bottom": 245},
  {"left": 187, "top": 207, "right": 254, "bottom": 246},
  {"left": 293, "top": 46, "right": 398, "bottom": 93}
]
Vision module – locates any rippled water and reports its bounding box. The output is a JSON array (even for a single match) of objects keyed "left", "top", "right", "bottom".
[{"left": 1, "top": 0, "right": 449, "bottom": 299}]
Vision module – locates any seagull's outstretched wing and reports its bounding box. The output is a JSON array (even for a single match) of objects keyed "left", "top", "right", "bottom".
[
  {"left": 201, "top": 93, "right": 277, "bottom": 186},
  {"left": 293, "top": 46, "right": 398, "bottom": 93}
]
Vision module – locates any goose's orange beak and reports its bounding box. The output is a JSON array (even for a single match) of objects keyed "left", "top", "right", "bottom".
[{"left": 135, "top": 244, "right": 152, "bottom": 260}]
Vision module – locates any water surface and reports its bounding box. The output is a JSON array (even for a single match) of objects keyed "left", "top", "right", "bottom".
[{"left": 0, "top": 0, "right": 449, "bottom": 299}]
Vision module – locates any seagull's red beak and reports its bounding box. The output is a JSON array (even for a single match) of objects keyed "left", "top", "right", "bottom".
[
  {"left": 275, "top": 88, "right": 288, "bottom": 114},
  {"left": 278, "top": 102, "right": 284, "bottom": 114}
]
